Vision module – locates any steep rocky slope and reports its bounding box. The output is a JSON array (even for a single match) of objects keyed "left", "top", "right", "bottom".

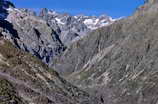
[
  {"left": 54, "top": 0, "right": 158, "bottom": 103},
  {"left": 0, "top": 38, "right": 100, "bottom": 104}
]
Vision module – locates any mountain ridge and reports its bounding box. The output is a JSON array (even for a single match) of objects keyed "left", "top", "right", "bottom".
[{"left": 39, "top": 8, "right": 116, "bottom": 45}]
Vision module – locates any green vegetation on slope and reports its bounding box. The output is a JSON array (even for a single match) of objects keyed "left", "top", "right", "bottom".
[{"left": 0, "top": 78, "right": 24, "bottom": 104}]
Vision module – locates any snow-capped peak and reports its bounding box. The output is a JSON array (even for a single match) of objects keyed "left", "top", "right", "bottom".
[
  {"left": 39, "top": 9, "right": 120, "bottom": 44},
  {"left": 82, "top": 15, "right": 116, "bottom": 30},
  {"left": 55, "top": 18, "right": 65, "bottom": 25}
]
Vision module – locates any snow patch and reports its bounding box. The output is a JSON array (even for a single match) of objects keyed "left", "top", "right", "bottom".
[
  {"left": 6, "top": 8, "right": 14, "bottom": 11},
  {"left": 84, "top": 19, "right": 94, "bottom": 25},
  {"left": 55, "top": 18, "right": 65, "bottom": 25},
  {"left": 83, "top": 17, "right": 116, "bottom": 30}
]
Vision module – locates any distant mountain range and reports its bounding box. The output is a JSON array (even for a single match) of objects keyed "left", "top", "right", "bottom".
[{"left": 39, "top": 8, "right": 116, "bottom": 45}]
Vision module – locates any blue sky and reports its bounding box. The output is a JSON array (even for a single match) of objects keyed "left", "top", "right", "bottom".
[{"left": 10, "top": 0, "right": 144, "bottom": 18}]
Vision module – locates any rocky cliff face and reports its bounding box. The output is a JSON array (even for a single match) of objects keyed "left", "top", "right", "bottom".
[
  {"left": 0, "top": 2, "right": 66, "bottom": 66},
  {"left": 54, "top": 1, "right": 158, "bottom": 104}
]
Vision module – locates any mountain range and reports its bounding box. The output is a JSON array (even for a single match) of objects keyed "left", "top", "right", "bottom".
[
  {"left": 1, "top": 0, "right": 158, "bottom": 104},
  {"left": 39, "top": 8, "right": 116, "bottom": 45},
  {"left": 1, "top": 1, "right": 116, "bottom": 67}
]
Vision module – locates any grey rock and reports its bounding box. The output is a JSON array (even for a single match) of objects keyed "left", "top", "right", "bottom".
[{"left": 2, "top": 7, "right": 66, "bottom": 66}]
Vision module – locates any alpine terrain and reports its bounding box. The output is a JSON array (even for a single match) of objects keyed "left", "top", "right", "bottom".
[{"left": 1, "top": 0, "right": 158, "bottom": 104}]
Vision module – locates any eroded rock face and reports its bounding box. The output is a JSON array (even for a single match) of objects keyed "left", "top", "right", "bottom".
[{"left": 54, "top": 1, "right": 158, "bottom": 104}]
